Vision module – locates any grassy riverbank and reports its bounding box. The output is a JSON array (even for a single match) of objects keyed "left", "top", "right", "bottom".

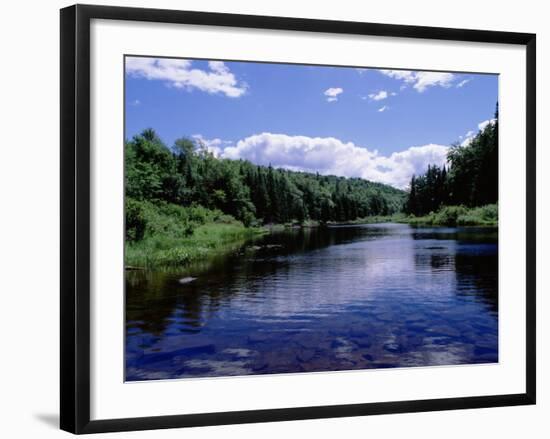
[
  {"left": 399, "top": 204, "right": 498, "bottom": 227},
  {"left": 125, "top": 199, "right": 266, "bottom": 269},
  {"left": 325, "top": 215, "right": 405, "bottom": 226},
  {"left": 125, "top": 198, "right": 497, "bottom": 270},
  {"left": 323, "top": 204, "right": 498, "bottom": 227}
]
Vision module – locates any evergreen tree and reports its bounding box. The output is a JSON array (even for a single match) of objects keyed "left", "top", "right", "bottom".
[{"left": 404, "top": 102, "right": 499, "bottom": 214}]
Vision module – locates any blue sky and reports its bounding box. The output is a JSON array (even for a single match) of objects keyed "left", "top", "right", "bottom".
[{"left": 125, "top": 56, "right": 498, "bottom": 188}]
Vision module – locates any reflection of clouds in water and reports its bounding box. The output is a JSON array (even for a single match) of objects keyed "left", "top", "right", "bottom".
[
  {"left": 220, "top": 228, "right": 460, "bottom": 321},
  {"left": 424, "top": 347, "right": 469, "bottom": 365},
  {"left": 184, "top": 359, "right": 250, "bottom": 376},
  {"left": 222, "top": 348, "right": 254, "bottom": 357},
  {"left": 126, "top": 368, "right": 173, "bottom": 381},
  {"left": 333, "top": 337, "right": 356, "bottom": 362},
  {"left": 126, "top": 224, "right": 499, "bottom": 380},
  {"left": 253, "top": 318, "right": 322, "bottom": 324}
]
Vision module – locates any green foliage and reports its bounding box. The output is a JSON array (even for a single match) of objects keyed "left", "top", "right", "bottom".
[
  {"left": 125, "top": 129, "right": 406, "bottom": 227},
  {"left": 403, "top": 204, "right": 498, "bottom": 226},
  {"left": 125, "top": 198, "right": 147, "bottom": 241},
  {"left": 432, "top": 205, "right": 469, "bottom": 226},
  {"left": 456, "top": 204, "right": 498, "bottom": 226},
  {"left": 125, "top": 198, "right": 225, "bottom": 243},
  {"left": 405, "top": 165, "right": 448, "bottom": 216},
  {"left": 125, "top": 220, "right": 265, "bottom": 269},
  {"left": 405, "top": 103, "right": 498, "bottom": 216}
]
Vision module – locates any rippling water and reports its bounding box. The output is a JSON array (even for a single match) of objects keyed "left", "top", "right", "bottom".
[{"left": 125, "top": 223, "right": 498, "bottom": 381}]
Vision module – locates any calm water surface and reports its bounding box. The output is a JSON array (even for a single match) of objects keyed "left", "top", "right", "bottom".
[{"left": 126, "top": 223, "right": 498, "bottom": 380}]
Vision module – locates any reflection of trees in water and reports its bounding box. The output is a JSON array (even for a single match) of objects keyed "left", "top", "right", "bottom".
[
  {"left": 126, "top": 226, "right": 395, "bottom": 337},
  {"left": 127, "top": 272, "right": 229, "bottom": 336},
  {"left": 412, "top": 246, "right": 498, "bottom": 314},
  {"left": 127, "top": 225, "right": 496, "bottom": 338},
  {"left": 126, "top": 271, "right": 183, "bottom": 336},
  {"left": 454, "top": 252, "right": 498, "bottom": 313},
  {"left": 411, "top": 228, "right": 498, "bottom": 244},
  {"left": 413, "top": 251, "right": 456, "bottom": 271},
  {"left": 411, "top": 227, "right": 498, "bottom": 314}
]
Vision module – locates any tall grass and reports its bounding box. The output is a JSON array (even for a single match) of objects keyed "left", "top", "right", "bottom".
[
  {"left": 402, "top": 204, "right": 498, "bottom": 227},
  {"left": 125, "top": 199, "right": 266, "bottom": 269}
]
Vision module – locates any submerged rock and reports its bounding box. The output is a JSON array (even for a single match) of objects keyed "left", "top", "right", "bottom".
[{"left": 178, "top": 277, "right": 197, "bottom": 284}]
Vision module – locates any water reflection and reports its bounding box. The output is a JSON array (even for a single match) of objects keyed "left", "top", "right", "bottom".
[{"left": 126, "top": 223, "right": 498, "bottom": 380}]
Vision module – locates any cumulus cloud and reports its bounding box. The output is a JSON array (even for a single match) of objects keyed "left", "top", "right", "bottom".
[
  {"left": 379, "top": 69, "right": 456, "bottom": 92},
  {"left": 379, "top": 70, "right": 417, "bottom": 83},
  {"left": 413, "top": 72, "right": 455, "bottom": 92},
  {"left": 459, "top": 130, "right": 476, "bottom": 147},
  {"left": 460, "top": 119, "right": 496, "bottom": 146},
  {"left": 324, "top": 87, "right": 343, "bottom": 102},
  {"left": 378, "top": 105, "right": 389, "bottom": 112},
  {"left": 192, "top": 134, "right": 232, "bottom": 157},
  {"left": 206, "top": 132, "right": 448, "bottom": 189},
  {"left": 125, "top": 57, "right": 247, "bottom": 98},
  {"left": 456, "top": 78, "right": 471, "bottom": 88},
  {"left": 478, "top": 119, "right": 496, "bottom": 131},
  {"left": 368, "top": 90, "right": 389, "bottom": 101}
]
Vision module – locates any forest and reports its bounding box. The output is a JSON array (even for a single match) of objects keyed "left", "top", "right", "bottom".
[{"left": 125, "top": 128, "right": 405, "bottom": 236}]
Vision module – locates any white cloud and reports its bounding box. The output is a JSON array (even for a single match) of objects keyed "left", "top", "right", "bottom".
[
  {"left": 378, "top": 105, "right": 389, "bottom": 112},
  {"left": 368, "top": 90, "right": 389, "bottom": 101},
  {"left": 356, "top": 68, "right": 368, "bottom": 75},
  {"left": 413, "top": 72, "right": 455, "bottom": 92},
  {"left": 460, "top": 130, "right": 476, "bottom": 147},
  {"left": 379, "top": 69, "right": 456, "bottom": 92},
  {"left": 478, "top": 119, "right": 496, "bottom": 131},
  {"left": 192, "top": 134, "right": 232, "bottom": 157},
  {"left": 379, "top": 70, "right": 416, "bottom": 83},
  {"left": 207, "top": 60, "right": 229, "bottom": 74},
  {"left": 456, "top": 78, "right": 471, "bottom": 88},
  {"left": 208, "top": 132, "right": 448, "bottom": 189},
  {"left": 460, "top": 119, "right": 497, "bottom": 146},
  {"left": 324, "top": 87, "right": 343, "bottom": 102},
  {"left": 125, "top": 57, "right": 247, "bottom": 98}
]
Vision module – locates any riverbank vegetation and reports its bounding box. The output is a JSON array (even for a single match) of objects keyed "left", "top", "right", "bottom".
[
  {"left": 125, "top": 199, "right": 266, "bottom": 269},
  {"left": 401, "top": 204, "right": 498, "bottom": 227},
  {"left": 323, "top": 203, "right": 498, "bottom": 227}
]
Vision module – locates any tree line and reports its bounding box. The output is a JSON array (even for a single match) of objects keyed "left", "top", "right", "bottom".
[
  {"left": 405, "top": 105, "right": 498, "bottom": 216},
  {"left": 125, "top": 129, "right": 405, "bottom": 232}
]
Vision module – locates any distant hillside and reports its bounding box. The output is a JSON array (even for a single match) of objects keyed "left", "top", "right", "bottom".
[{"left": 125, "top": 129, "right": 406, "bottom": 227}]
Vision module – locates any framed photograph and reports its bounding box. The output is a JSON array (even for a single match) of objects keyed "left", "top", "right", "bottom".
[{"left": 60, "top": 4, "right": 536, "bottom": 434}]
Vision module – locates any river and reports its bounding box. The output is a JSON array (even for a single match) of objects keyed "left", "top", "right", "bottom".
[{"left": 125, "top": 223, "right": 498, "bottom": 381}]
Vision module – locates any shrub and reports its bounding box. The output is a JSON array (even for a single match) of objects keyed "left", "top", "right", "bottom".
[
  {"left": 125, "top": 198, "right": 148, "bottom": 241},
  {"left": 433, "top": 205, "right": 469, "bottom": 226}
]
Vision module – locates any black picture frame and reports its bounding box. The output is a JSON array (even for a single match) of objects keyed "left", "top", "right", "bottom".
[{"left": 60, "top": 4, "right": 536, "bottom": 434}]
